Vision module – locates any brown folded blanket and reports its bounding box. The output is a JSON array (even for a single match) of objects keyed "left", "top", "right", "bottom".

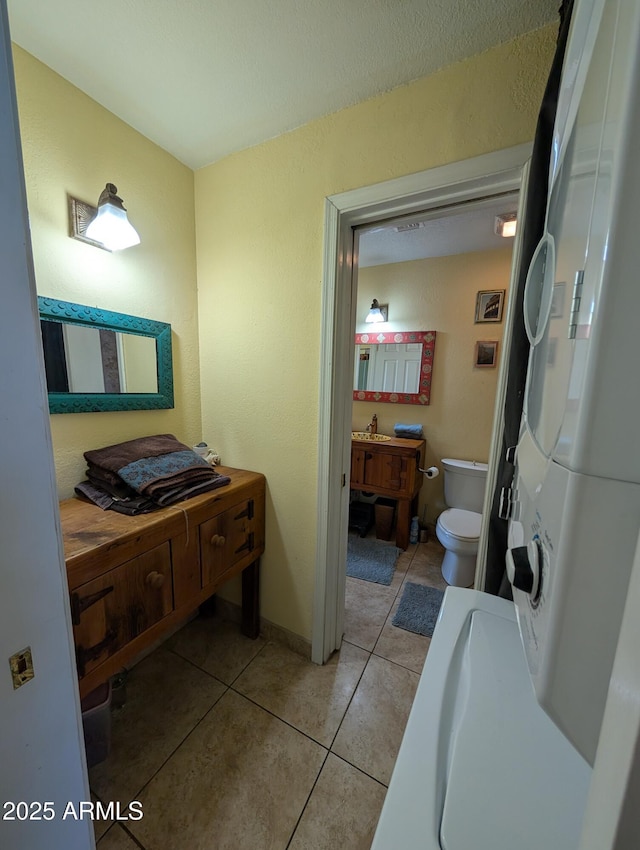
[
  {"left": 75, "top": 480, "right": 158, "bottom": 515},
  {"left": 86, "top": 466, "right": 138, "bottom": 499},
  {"left": 84, "top": 434, "right": 189, "bottom": 473},
  {"left": 81, "top": 434, "right": 232, "bottom": 507},
  {"left": 153, "top": 474, "right": 231, "bottom": 506}
]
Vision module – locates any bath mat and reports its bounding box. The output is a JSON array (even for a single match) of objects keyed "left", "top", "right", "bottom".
[
  {"left": 346, "top": 534, "right": 400, "bottom": 585},
  {"left": 392, "top": 582, "right": 444, "bottom": 637}
]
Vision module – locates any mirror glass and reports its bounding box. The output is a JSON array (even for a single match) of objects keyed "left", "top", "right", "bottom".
[
  {"left": 353, "top": 330, "right": 436, "bottom": 405},
  {"left": 38, "top": 297, "right": 174, "bottom": 413}
]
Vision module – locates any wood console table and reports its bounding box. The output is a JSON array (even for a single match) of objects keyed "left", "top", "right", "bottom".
[
  {"left": 350, "top": 436, "right": 425, "bottom": 549},
  {"left": 59, "top": 466, "right": 265, "bottom": 698}
]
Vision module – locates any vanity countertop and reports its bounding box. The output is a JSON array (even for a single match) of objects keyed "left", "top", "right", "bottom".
[
  {"left": 60, "top": 466, "right": 262, "bottom": 575},
  {"left": 351, "top": 434, "right": 425, "bottom": 451}
]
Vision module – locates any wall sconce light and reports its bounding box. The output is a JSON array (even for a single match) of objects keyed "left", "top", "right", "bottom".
[
  {"left": 365, "top": 299, "right": 389, "bottom": 323},
  {"left": 69, "top": 183, "right": 140, "bottom": 251},
  {"left": 494, "top": 212, "right": 517, "bottom": 238}
]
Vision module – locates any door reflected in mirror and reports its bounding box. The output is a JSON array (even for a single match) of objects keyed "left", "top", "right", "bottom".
[
  {"left": 353, "top": 330, "right": 436, "bottom": 405},
  {"left": 41, "top": 320, "right": 158, "bottom": 394},
  {"left": 37, "top": 297, "right": 173, "bottom": 413}
]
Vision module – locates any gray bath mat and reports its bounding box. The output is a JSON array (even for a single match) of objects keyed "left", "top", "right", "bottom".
[
  {"left": 346, "top": 534, "right": 400, "bottom": 585},
  {"left": 392, "top": 582, "right": 444, "bottom": 636}
]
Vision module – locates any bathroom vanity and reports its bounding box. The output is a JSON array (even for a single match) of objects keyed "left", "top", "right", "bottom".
[
  {"left": 350, "top": 436, "right": 425, "bottom": 549},
  {"left": 60, "top": 466, "right": 265, "bottom": 698}
]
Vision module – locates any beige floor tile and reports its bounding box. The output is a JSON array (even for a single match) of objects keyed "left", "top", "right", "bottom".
[
  {"left": 393, "top": 548, "right": 414, "bottom": 574},
  {"left": 167, "top": 614, "right": 267, "bottom": 684},
  {"left": 129, "top": 690, "right": 326, "bottom": 850},
  {"left": 332, "top": 654, "right": 419, "bottom": 785},
  {"left": 98, "top": 825, "right": 139, "bottom": 849},
  {"left": 90, "top": 647, "right": 226, "bottom": 807},
  {"left": 288, "top": 753, "right": 387, "bottom": 850},
  {"left": 91, "top": 793, "right": 112, "bottom": 842},
  {"left": 234, "top": 640, "right": 369, "bottom": 746},
  {"left": 373, "top": 596, "right": 432, "bottom": 674},
  {"left": 343, "top": 577, "right": 398, "bottom": 651},
  {"left": 415, "top": 537, "right": 447, "bottom": 564},
  {"left": 404, "top": 551, "right": 448, "bottom": 591}
]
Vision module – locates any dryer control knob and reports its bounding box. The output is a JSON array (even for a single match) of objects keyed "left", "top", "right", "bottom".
[{"left": 506, "top": 540, "right": 541, "bottom": 599}]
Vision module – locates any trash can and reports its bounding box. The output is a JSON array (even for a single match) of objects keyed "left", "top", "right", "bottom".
[
  {"left": 81, "top": 681, "right": 112, "bottom": 768},
  {"left": 375, "top": 498, "right": 396, "bottom": 541},
  {"left": 349, "top": 500, "right": 375, "bottom": 537}
]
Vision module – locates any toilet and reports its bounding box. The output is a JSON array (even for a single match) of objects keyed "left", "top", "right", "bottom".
[{"left": 435, "top": 457, "right": 488, "bottom": 587}]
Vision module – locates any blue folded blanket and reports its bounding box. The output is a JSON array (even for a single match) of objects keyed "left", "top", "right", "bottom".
[
  {"left": 118, "top": 450, "right": 211, "bottom": 492},
  {"left": 394, "top": 423, "right": 424, "bottom": 439}
]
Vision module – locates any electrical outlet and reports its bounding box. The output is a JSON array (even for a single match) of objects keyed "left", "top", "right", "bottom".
[{"left": 9, "top": 647, "right": 34, "bottom": 689}]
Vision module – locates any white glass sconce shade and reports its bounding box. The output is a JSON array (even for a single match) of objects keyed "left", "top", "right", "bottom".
[{"left": 85, "top": 183, "right": 140, "bottom": 251}]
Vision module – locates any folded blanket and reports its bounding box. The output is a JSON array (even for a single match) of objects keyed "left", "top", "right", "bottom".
[
  {"left": 152, "top": 473, "right": 231, "bottom": 506},
  {"left": 144, "top": 468, "right": 219, "bottom": 498},
  {"left": 84, "top": 434, "right": 189, "bottom": 474},
  {"left": 82, "top": 434, "right": 231, "bottom": 508},
  {"left": 394, "top": 423, "right": 424, "bottom": 439},
  {"left": 118, "top": 450, "right": 212, "bottom": 493},
  {"left": 75, "top": 480, "right": 158, "bottom": 515},
  {"left": 86, "top": 466, "right": 139, "bottom": 500}
]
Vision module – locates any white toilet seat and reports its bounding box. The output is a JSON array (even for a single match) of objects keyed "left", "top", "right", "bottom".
[{"left": 437, "top": 508, "right": 481, "bottom": 541}]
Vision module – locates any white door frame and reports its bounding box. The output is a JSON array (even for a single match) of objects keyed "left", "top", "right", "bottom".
[{"left": 312, "top": 142, "right": 532, "bottom": 664}]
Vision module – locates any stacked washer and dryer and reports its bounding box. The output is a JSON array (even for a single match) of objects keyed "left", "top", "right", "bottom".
[{"left": 372, "top": 0, "right": 640, "bottom": 846}]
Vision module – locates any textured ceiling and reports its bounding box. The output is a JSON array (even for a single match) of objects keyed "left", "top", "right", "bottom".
[
  {"left": 8, "top": 0, "right": 558, "bottom": 169},
  {"left": 358, "top": 194, "right": 520, "bottom": 267}
]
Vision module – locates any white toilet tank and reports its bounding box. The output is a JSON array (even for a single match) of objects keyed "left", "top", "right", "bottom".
[{"left": 442, "top": 458, "right": 488, "bottom": 513}]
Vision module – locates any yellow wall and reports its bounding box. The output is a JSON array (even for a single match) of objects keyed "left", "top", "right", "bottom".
[
  {"left": 354, "top": 249, "right": 513, "bottom": 524},
  {"left": 195, "top": 27, "right": 555, "bottom": 640},
  {"left": 13, "top": 46, "right": 201, "bottom": 498}
]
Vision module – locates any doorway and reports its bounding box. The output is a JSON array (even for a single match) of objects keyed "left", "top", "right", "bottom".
[
  {"left": 344, "top": 194, "right": 519, "bottom": 647},
  {"left": 312, "top": 144, "right": 531, "bottom": 664}
]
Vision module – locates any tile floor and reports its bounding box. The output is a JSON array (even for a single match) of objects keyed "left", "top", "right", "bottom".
[{"left": 91, "top": 533, "right": 446, "bottom": 850}]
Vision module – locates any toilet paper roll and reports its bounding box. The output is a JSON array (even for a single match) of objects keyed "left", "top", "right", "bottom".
[{"left": 420, "top": 465, "right": 440, "bottom": 479}]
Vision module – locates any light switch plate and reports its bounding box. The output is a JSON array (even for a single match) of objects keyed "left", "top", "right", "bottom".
[{"left": 9, "top": 647, "right": 34, "bottom": 689}]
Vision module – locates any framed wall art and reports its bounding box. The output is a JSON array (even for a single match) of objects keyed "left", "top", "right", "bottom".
[
  {"left": 474, "top": 340, "right": 498, "bottom": 368},
  {"left": 475, "top": 289, "right": 505, "bottom": 323}
]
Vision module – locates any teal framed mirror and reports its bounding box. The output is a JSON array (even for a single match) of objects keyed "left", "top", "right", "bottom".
[{"left": 38, "top": 297, "right": 174, "bottom": 413}]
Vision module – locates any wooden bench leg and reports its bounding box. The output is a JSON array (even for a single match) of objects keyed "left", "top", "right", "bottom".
[
  {"left": 396, "top": 499, "right": 410, "bottom": 550},
  {"left": 241, "top": 558, "right": 260, "bottom": 639}
]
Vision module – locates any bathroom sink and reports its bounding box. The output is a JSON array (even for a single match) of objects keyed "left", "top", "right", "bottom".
[{"left": 352, "top": 431, "right": 392, "bottom": 442}]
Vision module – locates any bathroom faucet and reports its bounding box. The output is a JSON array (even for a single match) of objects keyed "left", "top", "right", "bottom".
[{"left": 366, "top": 413, "right": 378, "bottom": 435}]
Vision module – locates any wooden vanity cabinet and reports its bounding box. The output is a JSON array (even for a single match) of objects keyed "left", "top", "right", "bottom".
[
  {"left": 350, "top": 437, "right": 425, "bottom": 549},
  {"left": 71, "top": 542, "right": 173, "bottom": 680},
  {"left": 60, "top": 467, "right": 265, "bottom": 698},
  {"left": 200, "top": 492, "right": 265, "bottom": 587}
]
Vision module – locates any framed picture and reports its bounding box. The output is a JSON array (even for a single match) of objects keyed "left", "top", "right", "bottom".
[
  {"left": 475, "top": 289, "right": 505, "bottom": 323},
  {"left": 474, "top": 340, "right": 498, "bottom": 368}
]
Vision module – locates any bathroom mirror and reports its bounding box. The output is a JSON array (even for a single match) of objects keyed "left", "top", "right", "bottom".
[
  {"left": 38, "top": 296, "right": 174, "bottom": 413},
  {"left": 353, "top": 330, "right": 436, "bottom": 405}
]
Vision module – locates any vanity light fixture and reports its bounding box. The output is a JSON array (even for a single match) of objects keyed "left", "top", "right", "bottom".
[
  {"left": 494, "top": 212, "right": 517, "bottom": 238},
  {"left": 365, "top": 299, "right": 389, "bottom": 323},
  {"left": 69, "top": 183, "right": 140, "bottom": 251}
]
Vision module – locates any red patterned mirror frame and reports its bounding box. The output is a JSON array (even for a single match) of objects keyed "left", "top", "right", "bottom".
[{"left": 353, "top": 330, "right": 436, "bottom": 405}]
